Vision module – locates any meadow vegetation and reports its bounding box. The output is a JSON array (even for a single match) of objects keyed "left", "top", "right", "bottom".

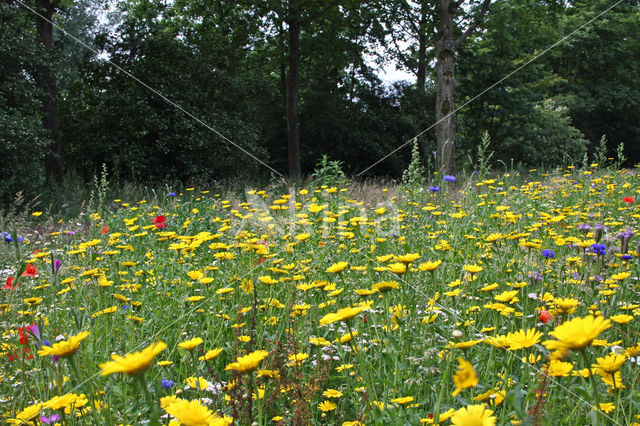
[{"left": 3, "top": 163, "right": 640, "bottom": 425}]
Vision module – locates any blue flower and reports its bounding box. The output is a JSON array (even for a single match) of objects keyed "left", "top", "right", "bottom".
[
  {"left": 429, "top": 186, "right": 440, "bottom": 192},
  {"left": 2, "top": 232, "right": 13, "bottom": 243},
  {"left": 541, "top": 249, "right": 555, "bottom": 259},
  {"left": 590, "top": 243, "right": 607, "bottom": 256},
  {"left": 622, "top": 254, "right": 633, "bottom": 260},
  {"left": 168, "top": 192, "right": 176, "bottom": 197},
  {"left": 443, "top": 175, "right": 456, "bottom": 182},
  {"left": 161, "top": 379, "right": 174, "bottom": 388}
]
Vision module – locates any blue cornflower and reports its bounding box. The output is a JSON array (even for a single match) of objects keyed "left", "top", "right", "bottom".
[
  {"left": 541, "top": 249, "right": 555, "bottom": 259},
  {"left": 622, "top": 254, "right": 634, "bottom": 260},
  {"left": 443, "top": 175, "right": 456, "bottom": 182},
  {"left": 590, "top": 243, "right": 607, "bottom": 256},
  {"left": 429, "top": 186, "right": 440, "bottom": 192},
  {"left": 2, "top": 232, "right": 13, "bottom": 243},
  {"left": 168, "top": 192, "right": 176, "bottom": 197},
  {"left": 161, "top": 379, "right": 174, "bottom": 389}
]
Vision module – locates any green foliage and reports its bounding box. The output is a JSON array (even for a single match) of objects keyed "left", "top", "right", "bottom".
[
  {"left": 88, "top": 163, "right": 110, "bottom": 214},
  {"left": 311, "top": 155, "right": 347, "bottom": 187},
  {"left": 402, "top": 138, "right": 426, "bottom": 188},
  {"left": 0, "top": 2, "right": 48, "bottom": 204},
  {"left": 593, "top": 135, "right": 609, "bottom": 168},
  {"left": 467, "top": 131, "right": 494, "bottom": 177}
]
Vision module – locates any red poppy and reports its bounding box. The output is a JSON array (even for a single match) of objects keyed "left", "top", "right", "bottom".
[
  {"left": 152, "top": 215, "right": 167, "bottom": 229},
  {"left": 21, "top": 264, "right": 37, "bottom": 277},
  {"left": 101, "top": 225, "right": 110, "bottom": 234},
  {"left": 538, "top": 310, "right": 552, "bottom": 324},
  {"left": 2, "top": 276, "right": 16, "bottom": 290},
  {"left": 624, "top": 197, "right": 634, "bottom": 204}
]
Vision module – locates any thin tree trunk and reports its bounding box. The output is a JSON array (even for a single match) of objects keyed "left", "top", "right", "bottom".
[
  {"left": 286, "top": 3, "right": 301, "bottom": 179},
  {"left": 35, "top": 0, "right": 63, "bottom": 184},
  {"left": 416, "top": 2, "right": 428, "bottom": 92},
  {"left": 435, "top": 0, "right": 456, "bottom": 175}
]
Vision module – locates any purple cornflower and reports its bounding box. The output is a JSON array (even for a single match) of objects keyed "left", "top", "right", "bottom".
[
  {"left": 429, "top": 186, "right": 440, "bottom": 192},
  {"left": 542, "top": 249, "right": 555, "bottom": 259},
  {"left": 168, "top": 192, "right": 176, "bottom": 197},
  {"left": 443, "top": 175, "right": 456, "bottom": 182},
  {"left": 162, "top": 379, "right": 175, "bottom": 389}
]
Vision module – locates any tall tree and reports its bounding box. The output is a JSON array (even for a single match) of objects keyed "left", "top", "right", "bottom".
[
  {"left": 434, "top": 0, "right": 490, "bottom": 174},
  {"left": 34, "top": 0, "right": 64, "bottom": 183}
]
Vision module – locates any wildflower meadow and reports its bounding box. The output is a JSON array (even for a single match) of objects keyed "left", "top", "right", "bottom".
[{"left": 4, "top": 166, "right": 640, "bottom": 425}]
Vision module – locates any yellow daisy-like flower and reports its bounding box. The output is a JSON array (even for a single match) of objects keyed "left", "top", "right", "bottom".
[
  {"left": 187, "top": 270, "right": 204, "bottom": 280},
  {"left": 323, "top": 389, "right": 343, "bottom": 398},
  {"left": 386, "top": 262, "right": 407, "bottom": 274},
  {"left": 610, "top": 314, "right": 634, "bottom": 324},
  {"left": 99, "top": 341, "right": 166, "bottom": 376},
  {"left": 44, "top": 393, "right": 83, "bottom": 411},
  {"left": 391, "top": 396, "right": 414, "bottom": 405},
  {"left": 545, "top": 360, "right": 574, "bottom": 377},
  {"left": 611, "top": 272, "right": 631, "bottom": 281},
  {"left": 178, "top": 337, "right": 203, "bottom": 351},
  {"left": 450, "top": 404, "right": 497, "bottom": 426},
  {"left": 452, "top": 358, "right": 478, "bottom": 397},
  {"left": 225, "top": 350, "right": 269, "bottom": 374},
  {"left": 543, "top": 315, "right": 611, "bottom": 352},
  {"left": 164, "top": 399, "right": 233, "bottom": 426},
  {"left": 554, "top": 297, "right": 579, "bottom": 314},
  {"left": 372, "top": 281, "right": 400, "bottom": 293},
  {"left": 6, "top": 403, "right": 42, "bottom": 425},
  {"left": 326, "top": 261, "right": 349, "bottom": 273},
  {"left": 463, "top": 264, "right": 483, "bottom": 274},
  {"left": 286, "top": 352, "right": 309, "bottom": 366},
  {"left": 394, "top": 253, "right": 420, "bottom": 263},
  {"left": 186, "top": 376, "right": 211, "bottom": 390},
  {"left": 199, "top": 348, "right": 224, "bottom": 361},
  {"left": 319, "top": 306, "right": 366, "bottom": 326},
  {"left": 418, "top": 260, "right": 442, "bottom": 272},
  {"left": 37, "top": 331, "right": 90, "bottom": 358},
  {"left": 593, "top": 354, "right": 626, "bottom": 374},
  {"left": 506, "top": 328, "right": 543, "bottom": 350},
  {"left": 339, "top": 331, "right": 357, "bottom": 344},
  {"left": 318, "top": 400, "right": 337, "bottom": 412}
]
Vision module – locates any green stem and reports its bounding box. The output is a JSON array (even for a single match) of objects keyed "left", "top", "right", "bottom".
[
  {"left": 581, "top": 350, "right": 601, "bottom": 426},
  {"left": 137, "top": 374, "right": 160, "bottom": 426}
]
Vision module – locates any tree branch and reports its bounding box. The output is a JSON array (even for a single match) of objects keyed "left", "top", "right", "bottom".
[{"left": 454, "top": 0, "right": 491, "bottom": 49}]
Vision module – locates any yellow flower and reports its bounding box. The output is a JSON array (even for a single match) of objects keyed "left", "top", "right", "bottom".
[
  {"left": 391, "top": 396, "right": 414, "bottom": 405},
  {"left": 187, "top": 270, "right": 204, "bottom": 280},
  {"left": 543, "top": 315, "right": 611, "bottom": 352},
  {"left": 452, "top": 358, "right": 478, "bottom": 396},
  {"left": 32, "top": 211, "right": 42, "bottom": 217},
  {"left": 386, "top": 262, "right": 407, "bottom": 274},
  {"left": 38, "top": 331, "right": 90, "bottom": 358},
  {"left": 323, "top": 389, "right": 343, "bottom": 398},
  {"left": 186, "top": 376, "right": 211, "bottom": 390},
  {"left": 506, "top": 328, "right": 543, "bottom": 350},
  {"left": 326, "top": 261, "right": 349, "bottom": 273},
  {"left": 318, "top": 400, "right": 337, "bottom": 412},
  {"left": 178, "top": 337, "right": 203, "bottom": 351},
  {"left": 610, "top": 314, "right": 634, "bottom": 324},
  {"left": 6, "top": 403, "right": 42, "bottom": 424},
  {"left": 99, "top": 341, "right": 166, "bottom": 376},
  {"left": 450, "top": 404, "right": 497, "bottom": 426},
  {"left": 258, "top": 275, "right": 278, "bottom": 285},
  {"left": 394, "top": 253, "right": 420, "bottom": 263},
  {"left": 339, "top": 331, "right": 357, "bottom": 344},
  {"left": 372, "top": 281, "right": 400, "bottom": 292},
  {"left": 593, "top": 354, "right": 626, "bottom": 374},
  {"left": 494, "top": 290, "right": 519, "bottom": 304},
  {"left": 418, "top": 260, "right": 442, "bottom": 272},
  {"left": 225, "top": 350, "right": 269, "bottom": 373},
  {"left": 44, "top": 393, "right": 83, "bottom": 410},
  {"left": 598, "top": 402, "right": 615, "bottom": 414},
  {"left": 545, "top": 360, "right": 574, "bottom": 377},
  {"left": 199, "top": 348, "right": 224, "bottom": 361},
  {"left": 319, "top": 306, "right": 366, "bottom": 326},
  {"left": 554, "top": 297, "right": 579, "bottom": 314},
  {"left": 463, "top": 264, "right": 483, "bottom": 274},
  {"left": 164, "top": 399, "right": 233, "bottom": 425},
  {"left": 286, "top": 352, "right": 309, "bottom": 366}
]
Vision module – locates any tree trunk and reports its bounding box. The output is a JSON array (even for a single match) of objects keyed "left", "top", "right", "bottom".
[
  {"left": 435, "top": 0, "right": 457, "bottom": 175},
  {"left": 286, "top": 3, "right": 301, "bottom": 179},
  {"left": 35, "top": 0, "right": 63, "bottom": 184},
  {"left": 416, "top": 2, "right": 428, "bottom": 92}
]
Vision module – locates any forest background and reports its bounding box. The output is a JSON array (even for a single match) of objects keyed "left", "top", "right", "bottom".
[{"left": 2, "top": 0, "right": 639, "bottom": 207}]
